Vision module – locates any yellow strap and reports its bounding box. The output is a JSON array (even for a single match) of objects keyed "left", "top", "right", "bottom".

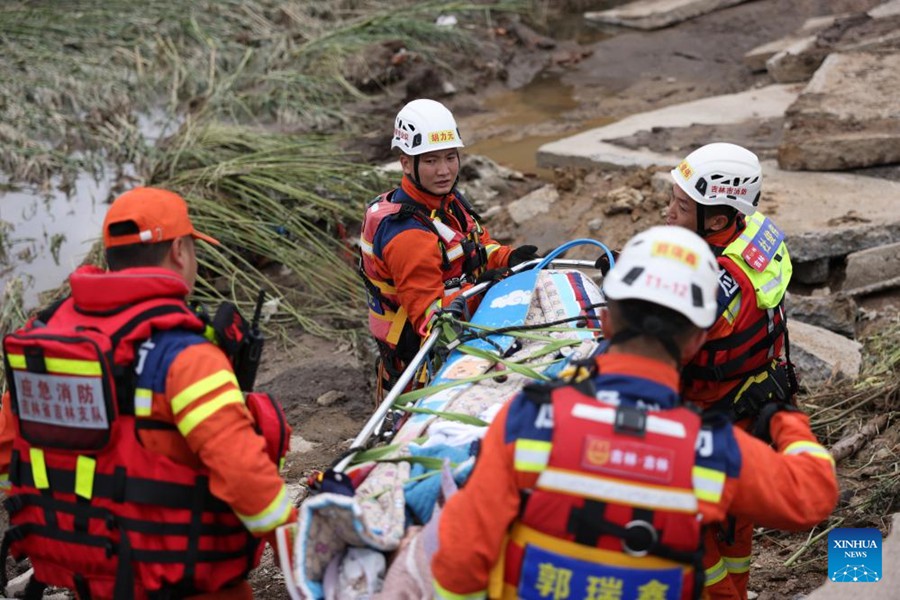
[
  {"left": 30, "top": 448, "right": 49, "bottom": 489},
  {"left": 385, "top": 305, "right": 409, "bottom": 346},
  {"left": 487, "top": 534, "right": 508, "bottom": 598},
  {"left": 75, "top": 455, "right": 97, "bottom": 500}
]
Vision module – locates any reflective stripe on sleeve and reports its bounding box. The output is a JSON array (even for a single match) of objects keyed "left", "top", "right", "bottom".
[
  {"left": 705, "top": 558, "right": 728, "bottom": 586},
  {"left": 0, "top": 473, "right": 9, "bottom": 491},
  {"left": 176, "top": 389, "right": 243, "bottom": 437},
  {"left": 784, "top": 440, "right": 835, "bottom": 467},
  {"left": 235, "top": 483, "right": 294, "bottom": 534},
  {"left": 433, "top": 580, "right": 487, "bottom": 600},
  {"left": 171, "top": 370, "right": 238, "bottom": 415},
  {"left": 692, "top": 465, "right": 726, "bottom": 503},
  {"left": 514, "top": 439, "right": 552, "bottom": 473}
]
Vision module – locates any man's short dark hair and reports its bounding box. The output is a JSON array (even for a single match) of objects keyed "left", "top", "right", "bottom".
[
  {"left": 608, "top": 298, "right": 701, "bottom": 345},
  {"left": 104, "top": 220, "right": 172, "bottom": 270}
]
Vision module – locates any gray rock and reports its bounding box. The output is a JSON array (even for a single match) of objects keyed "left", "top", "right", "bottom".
[
  {"left": 789, "top": 320, "right": 862, "bottom": 388},
  {"left": 765, "top": 36, "right": 823, "bottom": 83},
  {"left": 785, "top": 292, "right": 857, "bottom": 338},
  {"left": 587, "top": 217, "right": 604, "bottom": 232},
  {"left": 842, "top": 242, "right": 900, "bottom": 296},
  {"left": 743, "top": 14, "right": 848, "bottom": 72},
  {"left": 779, "top": 51, "right": 900, "bottom": 171},
  {"left": 584, "top": 0, "right": 752, "bottom": 31},
  {"left": 316, "top": 390, "right": 345, "bottom": 407},
  {"left": 507, "top": 185, "right": 559, "bottom": 225},
  {"left": 792, "top": 258, "right": 831, "bottom": 286}
]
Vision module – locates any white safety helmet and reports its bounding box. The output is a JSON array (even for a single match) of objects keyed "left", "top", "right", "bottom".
[
  {"left": 670, "top": 142, "right": 762, "bottom": 216},
  {"left": 603, "top": 225, "right": 721, "bottom": 328},
  {"left": 391, "top": 99, "right": 464, "bottom": 156}
]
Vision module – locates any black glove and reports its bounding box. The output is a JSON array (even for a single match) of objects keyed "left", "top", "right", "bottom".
[
  {"left": 475, "top": 267, "right": 512, "bottom": 285},
  {"left": 752, "top": 402, "right": 802, "bottom": 444},
  {"left": 443, "top": 296, "right": 469, "bottom": 320},
  {"left": 507, "top": 245, "right": 539, "bottom": 268},
  {"left": 594, "top": 250, "right": 620, "bottom": 276}
]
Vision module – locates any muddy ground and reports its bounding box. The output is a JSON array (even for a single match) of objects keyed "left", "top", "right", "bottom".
[{"left": 246, "top": 0, "right": 898, "bottom": 598}]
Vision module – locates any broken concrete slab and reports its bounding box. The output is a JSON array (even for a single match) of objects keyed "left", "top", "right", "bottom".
[
  {"left": 507, "top": 184, "right": 559, "bottom": 225},
  {"left": 790, "top": 320, "right": 862, "bottom": 387},
  {"left": 792, "top": 257, "right": 831, "bottom": 286},
  {"left": 743, "top": 14, "right": 848, "bottom": 73},
  {"left": 762, "top": 164, "right": 900, "bottom": 263},
  {"left": 537, "top": 84, "right": 799, "bottom": 170},
  {"left": 779, "top": 51, "right": 900, "bottom": 171},
  {"left": 584, "top": 0, "right": 751, "bottom": 31},
  {"left": 805, "top": 513, "right": 899, "bottom": 599},
  {"left": 786, "top": 292, "right": 858, "bottom": 338},
  {"left": 870, "top": 0, "right": 900, "bottom": 18},
  {"left": 842, "top": 242, "right": 900, "bottom": 296}
]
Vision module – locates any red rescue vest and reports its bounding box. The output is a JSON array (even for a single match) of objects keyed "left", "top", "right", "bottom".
[
  {"left": 503, "top": 385, "right": 705, "bottom": 600},
  {"left": 1, "top": 288, "right": 265, "bottom": 598}
]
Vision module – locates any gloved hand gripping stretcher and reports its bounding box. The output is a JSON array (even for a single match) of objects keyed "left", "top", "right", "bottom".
[{"left": 276, "top": 239, "right": 617, "bottom": 599}]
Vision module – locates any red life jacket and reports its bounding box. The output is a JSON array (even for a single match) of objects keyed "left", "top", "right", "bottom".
[
  {"left": 358, "top": 189, "right": 488, "bottom": 359},
  {"left": 683, "top": 213, "right": 791, "bottom": 413},
  {"left": 1, "top": 281, "right": 265, "bottom": 598},
  {"left": 502, "top": 385, "right": 705, "bottom": 600}
]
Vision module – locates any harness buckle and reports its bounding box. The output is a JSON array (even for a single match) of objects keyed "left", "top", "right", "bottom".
[{"left": 622, "top": 520, "right": 657, "bottom": 557}]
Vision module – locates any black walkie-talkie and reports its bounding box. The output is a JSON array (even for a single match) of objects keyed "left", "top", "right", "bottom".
[{"left": 235, "top": 290, "right": 266, "bottom": 392}]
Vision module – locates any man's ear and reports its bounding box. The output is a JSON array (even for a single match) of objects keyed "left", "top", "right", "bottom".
[
  {"left": 168, "top": 236, "right": 188, "bottom": 269},
  {"left": 706, "top": 213, "right": 730, "bottom": 233},
  {"left": 599, "top": 307, "right": 615, "bottom": 340},
  {"left": 398, "top": 154, "right": 413, "bottom": 178}
]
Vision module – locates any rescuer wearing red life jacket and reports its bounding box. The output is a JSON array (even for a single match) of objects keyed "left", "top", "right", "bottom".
[
  {"left": 667, "top": 143, "right": 794, "bottom": 600},
  {"left": 0, "top": 187, "right": 296, "bottom": 599},
  {"left": 431, "top": 226, "right": 837, "bottom": 600},
  {"left": 359, "top": 99, "right": 538, "bottom": 393}
]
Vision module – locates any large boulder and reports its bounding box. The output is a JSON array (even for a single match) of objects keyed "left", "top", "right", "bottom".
[
  {"left": 789, "top": 320, "right": 862, "bottom": 388},
  {"left": 779, "top": 50, "right": 900, "bottom": 171}
]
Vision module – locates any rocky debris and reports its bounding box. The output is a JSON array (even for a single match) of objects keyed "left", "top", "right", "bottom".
[
  {"left": 458, "top": 154, "right": 527, "bottom": 211},
  {"left": 789, "top": 320, "right": 862, "bottom": 388},
  {"left": 779, "top": 51, "right": 900, "bottom": 171},
  {"left": 603, "top": 187, "right": 644, "bottom": 215},
  {"left": 842, "top": 241, "right": 900, "bottom": 296},
  {"left": 805, "top": 512, "right": 899, "bottom": 598},
  {"left": 507, "top": 184, "right": 559, "bottom": 225},
  {"left": 316, "top": 390, "right": 345, "bottom": 407},
  {"left": 584, "top": 0, "right": 752, "bottom": 31},
  {"left": 765, "top": 36, "right": 824, "bottom": 83},
  {"left": 870, "top": 0, "right": 900, "bottom": 18},
  {"left": 785, "top": 292, "right": 858, "bottom": 338},
  {"left": 743, "top": 14, "right": 849, "bottom": 72}
]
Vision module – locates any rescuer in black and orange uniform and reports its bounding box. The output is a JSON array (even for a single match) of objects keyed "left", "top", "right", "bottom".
[
  {"left": 0, "top": 187, "right": 295, "bottom": 599},
  {"left": 431, "top": 226, "right": 837, "bottom": 600},
  {"left": 667, "top": 143, "right": 794, "bottom": 599},
  {"left": 360, "top": 99, "right": 537, "bottom": 393}
]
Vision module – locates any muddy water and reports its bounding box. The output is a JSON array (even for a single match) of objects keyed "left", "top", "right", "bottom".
[
  {"left": 464, "top": 71, "right": 615, "bottom": 177},
  {"left": 0, "top": 175, "right": 108, "bottom": 309}
]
